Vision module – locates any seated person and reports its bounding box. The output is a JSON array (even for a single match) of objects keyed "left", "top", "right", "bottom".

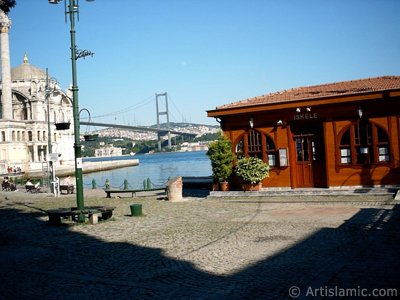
[
  {"left": 26, "top": 179, "right": 40, "bottom": 190},
  {"left": 62, "top": 176, "right": 73, "bottom": 186},
  {"left": 60, "top": 176, "right": 74, "bottom": 194},
  {"left": 2, "top": 177, "right": 10, "bottom": 190},
  {"left": 3, "top": 177, "right": 17, "bottom": 191},
  {"left": 10, "top": 183, "right": 17, "bottom": 191}
]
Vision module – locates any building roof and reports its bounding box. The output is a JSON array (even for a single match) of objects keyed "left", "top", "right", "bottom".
[
  {"left": 215, "top": 76, "right": 400, "bottom": 110},
  {"left": 11, "top": 54, "right": 47, "bottom": 81}
]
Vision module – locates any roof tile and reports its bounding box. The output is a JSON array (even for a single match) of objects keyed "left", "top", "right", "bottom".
[{"left": 217, "top": 76, "right": 400, "bottom": 110}]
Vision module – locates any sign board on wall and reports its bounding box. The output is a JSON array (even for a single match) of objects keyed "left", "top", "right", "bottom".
[{"left": 279, "top": 148, "right": 288, "bottom": 167}]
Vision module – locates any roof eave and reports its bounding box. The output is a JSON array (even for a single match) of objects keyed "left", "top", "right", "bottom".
[{"left": 207, "top": 89, "right": 400, "bottom": 118}]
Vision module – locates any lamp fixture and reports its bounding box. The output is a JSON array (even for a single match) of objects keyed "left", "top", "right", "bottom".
[
  {"left": 249, "top": 118, "right": 254, "bottom": 128},
  {"left": 358, "top": 107, "right": 363, "bottom": 118},
  {"left": 306, "top": 107, "right": 311, "bottom": 112},
  {"left": 277, "top": 120, "right": 283, "bottom": 126},
  {"left": 296, "top": 108, "right": 301, "bottom": 113}
]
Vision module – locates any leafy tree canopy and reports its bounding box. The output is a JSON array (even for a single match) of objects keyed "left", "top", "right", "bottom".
[{"left": 0, "top": 0, "right": 16, "bottom": 14}]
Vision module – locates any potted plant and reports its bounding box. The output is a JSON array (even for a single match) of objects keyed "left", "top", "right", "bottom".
[
  {"left": 235, "top": 156, "right": 270, "bottom": 191},
  {"left": 83, "top": 133, "right": 99, "bottom": 141},
  {"left": 206, "top": 133, "right": 235, "bottom": 191},
  {"left": 55, "top": 122, "right": 70, "bottom": 130}
]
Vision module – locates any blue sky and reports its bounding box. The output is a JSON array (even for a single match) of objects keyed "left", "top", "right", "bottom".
[{"left": 7, "top": 0, "right": 400, "bottom": 126}]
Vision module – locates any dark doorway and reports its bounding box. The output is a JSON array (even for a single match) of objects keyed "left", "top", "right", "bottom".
[{"left": 292, "top": 122, "right": 327, "bottom": 188}]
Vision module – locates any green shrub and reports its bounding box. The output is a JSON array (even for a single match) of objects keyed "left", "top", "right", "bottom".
[
  {"left": 206, "top": 134, "right": 235, "bottom": 182},
  {"left": 235, "top": 157, "right": 270, "bottom": 184}
]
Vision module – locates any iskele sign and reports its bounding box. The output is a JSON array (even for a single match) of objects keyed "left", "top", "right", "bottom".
[{"left": 293, "top": 112, "right": 318, "bottom": 121}]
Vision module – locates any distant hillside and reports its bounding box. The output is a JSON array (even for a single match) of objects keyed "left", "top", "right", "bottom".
[
  {"left": 149, "top": 122, "right": 220, "bottom": 129},
  {"left": 95, "top": 122, "right": 220, "bottom": 141}
]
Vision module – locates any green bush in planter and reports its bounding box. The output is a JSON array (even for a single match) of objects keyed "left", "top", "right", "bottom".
[
  {"left": 206, "top": 134, "right": 235, "bottom": 182},
  {"left": 235, "top": 157, "right": 270, "bottom": 184}
]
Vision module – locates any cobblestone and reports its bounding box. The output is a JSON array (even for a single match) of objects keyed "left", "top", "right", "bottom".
[{"left": 0, "top": 189, "right": 399, "bottom": 299}]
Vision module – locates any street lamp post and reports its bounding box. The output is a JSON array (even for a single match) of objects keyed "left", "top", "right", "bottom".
[
  {"left": 45, "top": 68, "right": 55, "bottom": 192},
  {"left": 49, "top": 0, "right": 94, "bottom": 222}
]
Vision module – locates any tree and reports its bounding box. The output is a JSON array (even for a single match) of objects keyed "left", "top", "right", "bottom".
[
  {"left": 0, "top": 0, "right": 16, "bottom": 14},
  {"left": 206, "top": 133, "right": 235, "bottom": 183}
]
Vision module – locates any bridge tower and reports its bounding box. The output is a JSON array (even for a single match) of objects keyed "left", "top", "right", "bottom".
[{"left": 155, "top": 93, "right": 171, "bottom": 151}]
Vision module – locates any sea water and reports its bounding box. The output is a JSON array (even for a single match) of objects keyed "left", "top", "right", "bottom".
[{"left": 83, "top": 151, "right": 212, "bottom": 189}]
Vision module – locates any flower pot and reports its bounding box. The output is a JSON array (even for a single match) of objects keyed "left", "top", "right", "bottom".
[
  {"left": 212, "top": 182, "right": 219, "bottom": 191},
  {"left": 55, "top": 122, "right": 70, "bottom": 130},
  {"left": 84, "top": 134, "right": 99, "bottom": 141},
  {"left": 219, "top": 181, "right": 229, "bottom": 191},
  {"left": 241, "top": 182, "right": 262, "bottom": 191}
]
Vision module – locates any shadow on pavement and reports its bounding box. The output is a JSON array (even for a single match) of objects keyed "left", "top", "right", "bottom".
[{"left": 0, "top": 204, "right": 399, "bottom": 299}]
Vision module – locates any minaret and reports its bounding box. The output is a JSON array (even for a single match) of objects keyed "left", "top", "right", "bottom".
[{"left": 0, "top": 10, "right": 12, "bottom": 120}]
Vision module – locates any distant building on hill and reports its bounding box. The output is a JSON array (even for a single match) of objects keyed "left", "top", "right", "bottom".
[
  {"left": 95, "top": 143, "right": 122, "bottom": 157},
  {"left": 180, "top": 142, "right": 209, "bottom": 152}
]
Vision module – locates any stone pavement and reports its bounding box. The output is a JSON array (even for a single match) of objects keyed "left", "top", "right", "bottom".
[{"left": 0, "top": 188, "right": 399, "bottom": 299}]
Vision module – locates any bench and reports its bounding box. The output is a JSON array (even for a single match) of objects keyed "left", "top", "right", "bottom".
[
  {"left": 60, "top": 184, "right": 74, "bottom": 194},
  {"left": 26, "top": 185, "right": 40, "bottom": 193},
  {"left": 2, "top": 181, "right": 17, "bottom": 191},
  {"left": 2, "top": 182, "right": 11, "bottom": 191},
  {"left": 47, "top": 206, "right": 115, "bottom": 225},
  {"left": 105, "top": 187, "right": 166, "bottom": 198}
]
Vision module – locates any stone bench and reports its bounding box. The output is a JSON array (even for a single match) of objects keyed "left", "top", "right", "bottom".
[
  {"left": 105, "top": 187, "right": 166, "bottom": 198},
  {"left": 47, "top": 206, "right": 115, "bottom": 225},
  {"left": 60, "top": 184, "right": 74, "bottom": 194}
]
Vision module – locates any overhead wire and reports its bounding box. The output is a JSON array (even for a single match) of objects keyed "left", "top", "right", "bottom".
[
  {"left": 90, "top": 95, "right": 154, "bottom": 120},
  {"left": 168, "top": 94, "right": 186, "bottom": 123},
  {"left": 85, "top": 94, "right": 185, "bottom": 125}
]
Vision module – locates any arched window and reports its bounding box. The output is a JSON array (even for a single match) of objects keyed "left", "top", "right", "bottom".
[
  {"left": 235, "top": 137, "right": 244, "bottom": 158},
  {"left": 377, "top": 126, "right": 390, "bottom": 162},
  {"left": 266, "top": 135, "right": 276, "bottom": 166},
  {"left": 234, "top": 130, "right": 277, "bottom": 167},
  {"left": 339, "top": 120, "right": 390, "bottom": 165},
  {"left": 248, "top": 130, "right": 262, "bottom": 159},
  {"left": 339, "top": 128, "right": 351, "bottom": 164}
]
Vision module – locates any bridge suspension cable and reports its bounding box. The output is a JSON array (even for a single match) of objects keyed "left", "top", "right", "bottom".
[
  {"left": 82, "top": 93, "right": 187, "bottom": 126},
  {"left": 85, "top": 95, "right": 154, "bottom": 120},
  {"left": 168, "top": 94, "right": 186, "bottom": 123}
]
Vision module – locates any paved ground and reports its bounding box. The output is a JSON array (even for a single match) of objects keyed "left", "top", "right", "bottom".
[{"left": 0, "top": 188, "right": 399, "bottom": 299}]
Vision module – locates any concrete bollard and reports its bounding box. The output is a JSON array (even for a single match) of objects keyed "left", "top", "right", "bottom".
[
  {"left": 89, "top": 213, "right": 98, "bottom": 225},
  {"left": 167, "top": 176, "right": 183, "bottom": 202}
]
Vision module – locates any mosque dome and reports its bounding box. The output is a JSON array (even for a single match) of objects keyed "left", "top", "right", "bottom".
[{"left": 11, "top": 54, "right": 47, "bottom": 81}]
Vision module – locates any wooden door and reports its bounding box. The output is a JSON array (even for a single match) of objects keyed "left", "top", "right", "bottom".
[{"left": 295, "top": 136, "right": 314, "bottom": 187}]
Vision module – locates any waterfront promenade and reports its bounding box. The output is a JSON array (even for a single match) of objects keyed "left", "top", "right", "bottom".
[{"left": 0, "top": 188, "right": 399, "bottom": 299}]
